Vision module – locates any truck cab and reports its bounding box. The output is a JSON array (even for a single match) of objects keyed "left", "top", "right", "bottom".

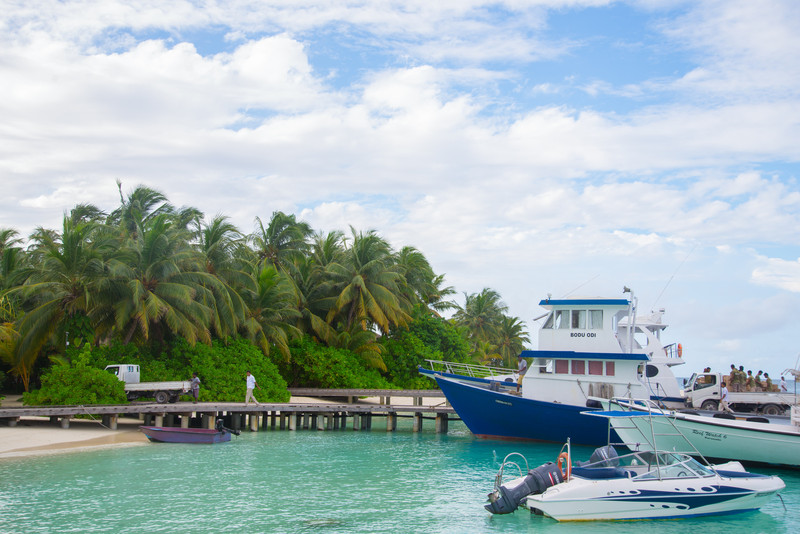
[{"left": 105, "top": 364, "right": 141, "bottom": 383}]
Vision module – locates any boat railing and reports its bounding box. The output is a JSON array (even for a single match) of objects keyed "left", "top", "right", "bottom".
[
  {"left": 493, "top": 452, "right": 530, "bottom": 491},
  {"left": 605, "top": 397, "right": 715, "bottom": 478},
  {"left": 423, "top": 359, "right": 516, "bottom": 379}
]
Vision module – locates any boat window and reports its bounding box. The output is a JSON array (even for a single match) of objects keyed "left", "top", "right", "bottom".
[
  {"left": 571, "top": 360, "right": 585, "bottom": 375},
  {"left": 537, "top": 359, "right": 554, "bottom": 373},
  {"left": 555, "top": 360, "right": 569, "bottom": 374},
  {"left": 645, "top": 364, "right": 659, "bottom": 378},
  {"left": 605, "top": 362, "right": 615, "bottom": 376},
  {"left": 555, "top": 310, "right": 569, "bottom": 329},
  {"left": 589, "top": 310, "right": 603, "bottom": 329},
  {"left": 588, "top": 361, "right": 603, "bottom": 375},
  {"left": 571, "top": 310, "right": 586, "bottom": 329},
  {"left": 542, "top": 312, "right": 554, "bottom": 329}
]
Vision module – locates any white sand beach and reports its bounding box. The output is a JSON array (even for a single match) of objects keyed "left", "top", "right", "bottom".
[
  {"left": 0, "top": 395, "right": 149, "bottom": 460},
  {"left": 0, "top": 393, "right": 445, "bottom": 460}
]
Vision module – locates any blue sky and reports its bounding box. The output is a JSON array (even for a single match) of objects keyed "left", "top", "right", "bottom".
[{"left": 2, "top": 0, "right": 800, "bottom": 375}]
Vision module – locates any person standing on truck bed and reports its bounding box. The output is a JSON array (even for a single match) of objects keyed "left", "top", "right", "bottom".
[
  {"left": 245, "top": 371, "right": 260, "bottom": 405},
  {"left": 745, "top": 370, "right": 754, "bottom": 392},
  {"left": 190, "top": 373, "right": 200, "bottom": 403}
]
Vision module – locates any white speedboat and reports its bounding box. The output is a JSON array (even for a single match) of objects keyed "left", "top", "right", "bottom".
[{"left": 485, "top": 411, "right": 784, "bottom": 521}]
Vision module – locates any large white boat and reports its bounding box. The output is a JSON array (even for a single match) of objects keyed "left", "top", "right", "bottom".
[
  {"left": 420, "top": 290, "right": 686, "bottom": 445},
  {"left": 485, "top": 411, "right": 785, "bottom": 521},
  {"left": 606, "top": 397, "right": 800, "bottom": 468}
]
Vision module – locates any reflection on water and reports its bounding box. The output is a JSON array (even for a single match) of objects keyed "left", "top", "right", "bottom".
[{"left": 0, "top": 419, "right": 796, "bottom": 533}]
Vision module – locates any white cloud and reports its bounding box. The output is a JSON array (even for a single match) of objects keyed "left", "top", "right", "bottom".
[{"left": 752, "top": 257, "right": 800, "bottom": 292}]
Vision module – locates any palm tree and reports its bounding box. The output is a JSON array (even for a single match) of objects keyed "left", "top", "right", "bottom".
[
  {"left": 240, "top": 265, "right": 301, "bottom": 359},
  {"left": 193, "top": 215, "right": 248, "bottom": 339},
  {"left": 452, "top": 288, "right": 508, "bottom": 356},
  {"left": 249, "top": 211, "right": 313, "bottom": 274},
  {"left": 7, "top": 214, "right": 108, "bottom": 389},
  {"left": 326, "top": 228, "right": 410, "bottom": 335},
  {"left": 108, "top": 182, "right": 174, "bottom": 237},
  {"left": 495, "top": 315, "right": 531, "bottom": 367},
  {"left": 108, "top": 214, "right": 215, "bottom": 346}
]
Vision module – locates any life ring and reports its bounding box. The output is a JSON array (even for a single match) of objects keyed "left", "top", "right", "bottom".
[
  {"left": 677, "top": 343, "right": 683, "bottom": 357},
  {"left": 557, "top": 452, "right": 571, "bottom": 479}
]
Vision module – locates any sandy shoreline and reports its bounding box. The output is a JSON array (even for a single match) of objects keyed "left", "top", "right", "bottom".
[
  {"left": 0, "top": 417, "right": 150, "bottom": 460},
  {"left": 0, "top": 394, "right": 444, "bottom": 460}
]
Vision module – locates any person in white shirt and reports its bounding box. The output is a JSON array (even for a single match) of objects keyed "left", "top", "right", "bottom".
[
  {"left": 719, "top": 381, "right": 734, "bottom": 413},
  {"left": 516, "top": 355, "right": 527, "bottom": 394},
  {"left": 245, "top": 371, "right": 260, "bottom": 405}
]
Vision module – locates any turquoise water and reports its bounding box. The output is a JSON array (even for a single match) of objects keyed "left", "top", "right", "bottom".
[{"left": 0, "top": 419, "right": 797, "bottom": 533}]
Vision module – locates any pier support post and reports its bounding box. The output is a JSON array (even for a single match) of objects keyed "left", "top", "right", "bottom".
[
  {"left": 202, "top": 414, "right": 215, "bottom": 429},
  {"left": 154, "top": 414, "right": 164, "bottom": 427},
  {"left": 249, "top": 414, "right": 259, "bottom": 432},
  {"left": 386, "top": 413, "right": 397, "bottom": 432},
  {"left": 180, "top": 413, "right": 191, "bottom": 429},
  {"left": 302, "top": 413, "right": 310, "bottom": 430},
  {"left": 352, "top": 413, "right": 361, "bottom": 430},
  {"left": 279, "top": 413, "right": 287, "bottom": 430},
  {"left": 413, "top": 412, "right": 423, "bottom": 432},
  {"left": 102, "top": 414, "right": 119, "bottom": 430},
  {"left": 289, "top": 413, "right": 297, "bottom": 431},
  {"left": 435, "top": 413, "right": 449, "bottom": 434},
  {"left": 59, "top": 417, "right": 70, "bottom": 429}
]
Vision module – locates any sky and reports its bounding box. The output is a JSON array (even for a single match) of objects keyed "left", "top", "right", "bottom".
[{"left": 2, "top": 0, "right": 800, "bottom": 376}]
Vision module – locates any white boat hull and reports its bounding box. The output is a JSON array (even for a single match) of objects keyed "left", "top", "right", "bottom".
[
  {"left": 614, "top": 409, "right": 800, "bottom": 467},
  {"left": 524, "top": 472, "right": 784, "bottom": 521}
]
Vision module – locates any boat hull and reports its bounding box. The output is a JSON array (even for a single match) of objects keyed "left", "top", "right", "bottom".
[
  {"left": 435, "top": 375, "right": 614, "bottom": 446},
  {"left": 140, "top": 426, "right": 231, "bottom": 444},
  {"left": 525, "top": 473, "right": 784, "bottom": 521},
  {"left": 613, "top": 411, "right": 800, "bottom": 467}
]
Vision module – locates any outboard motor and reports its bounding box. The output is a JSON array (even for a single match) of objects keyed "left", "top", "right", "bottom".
[
  {"left": 215, "top": 418, "right": 241, "bottom": 436},
  {"left": 485, "top": 462, "right": 564, "bottom": 514},
  {"left": 577, "top": 445, "right": 618, "bottom": 467}
]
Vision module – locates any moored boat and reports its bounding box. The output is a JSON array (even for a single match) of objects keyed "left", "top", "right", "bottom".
[
  {"left": 140, "top": 421, "right": 239, "bottom": 444},
  {"left": 606, "top": 397, "right": 800, "bottom": 468},
  {"left": 423, "top": 289, "right": 685, "bottom": 445},
  {"left": 485, "top": 410, "right": 785, "bottom": 521}
]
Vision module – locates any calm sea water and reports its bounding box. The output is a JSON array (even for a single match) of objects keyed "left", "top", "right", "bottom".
[{"left": 0, "top": 419, "right": 797, "bottom": 534}]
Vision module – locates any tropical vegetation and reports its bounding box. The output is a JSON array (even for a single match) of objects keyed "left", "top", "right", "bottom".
[{"left": 0, "top": 183, "right": 530, "bottom": 403}]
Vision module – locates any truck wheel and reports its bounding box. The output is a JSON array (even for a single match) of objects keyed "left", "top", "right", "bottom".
[
  {"left": 700, "top": 400, "right": 718, "bottom": 411},
  {"left": 761, "top": 404, "right": 783, "bottom": 416},
  {"left": 154, "top": 391, "right": 170, "bottom": 404}
]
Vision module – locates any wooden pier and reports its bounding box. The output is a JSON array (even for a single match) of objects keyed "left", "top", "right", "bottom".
[{"left": 0, "top": 389, "right": 456, "bottom": 434}]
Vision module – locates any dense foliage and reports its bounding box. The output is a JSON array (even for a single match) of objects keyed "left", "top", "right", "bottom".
[
  {"left": 0, "top": 184, "right": 531, "bottom": 402},
  {"left": 23, "top": 346, "right": 127, "bottom": 406}
]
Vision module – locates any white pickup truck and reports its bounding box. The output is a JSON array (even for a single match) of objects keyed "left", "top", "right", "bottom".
[
  {"left": 105, "top": 364, "right": 191, "bottom": 404},
  {"left": 684, "top": 372, "right": 797, "bottom": 415}
]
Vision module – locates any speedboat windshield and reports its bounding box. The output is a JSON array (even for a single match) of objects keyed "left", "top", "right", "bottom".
[{"left": 624, "top": 452, "right": 715, "bottom": 480}]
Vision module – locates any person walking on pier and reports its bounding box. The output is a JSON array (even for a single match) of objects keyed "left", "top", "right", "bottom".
[
  {"left": 719, "top": 381, "right": 734, "bottom": 414},
  {"left": 190, "top": 373, "right": 201, "bottom": 403},
  {"left": 245, "top": 371, "right": 260, "bottom": 405}
]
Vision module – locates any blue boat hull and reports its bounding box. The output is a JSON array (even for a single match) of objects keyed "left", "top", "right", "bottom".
[{"left": 435, "top": 376, "right": 615, "bottom": 446}]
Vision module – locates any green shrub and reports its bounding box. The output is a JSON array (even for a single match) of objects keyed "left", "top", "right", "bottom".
[
  {"left": 283, "top": 336, "right": 393, "bottom": 388},
  {"left": 23, "top": 346, "right": 127, "bottom": 406}
]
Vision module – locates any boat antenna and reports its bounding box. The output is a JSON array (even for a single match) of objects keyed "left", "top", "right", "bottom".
[
  {"left": 563, "top": 274, "right": 600, "bottom": 297},
  {"left": 652, "top": 245, "right": 696, "bottom": 308}
]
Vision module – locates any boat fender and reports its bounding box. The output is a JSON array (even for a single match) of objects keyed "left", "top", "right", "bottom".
[{"left": 557, "top": 452, "right": 571, "bottom": 479}]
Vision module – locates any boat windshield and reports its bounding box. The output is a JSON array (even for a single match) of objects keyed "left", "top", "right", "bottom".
[{"left": 621, "top": 452, "right": 715, "bottom": 480}]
